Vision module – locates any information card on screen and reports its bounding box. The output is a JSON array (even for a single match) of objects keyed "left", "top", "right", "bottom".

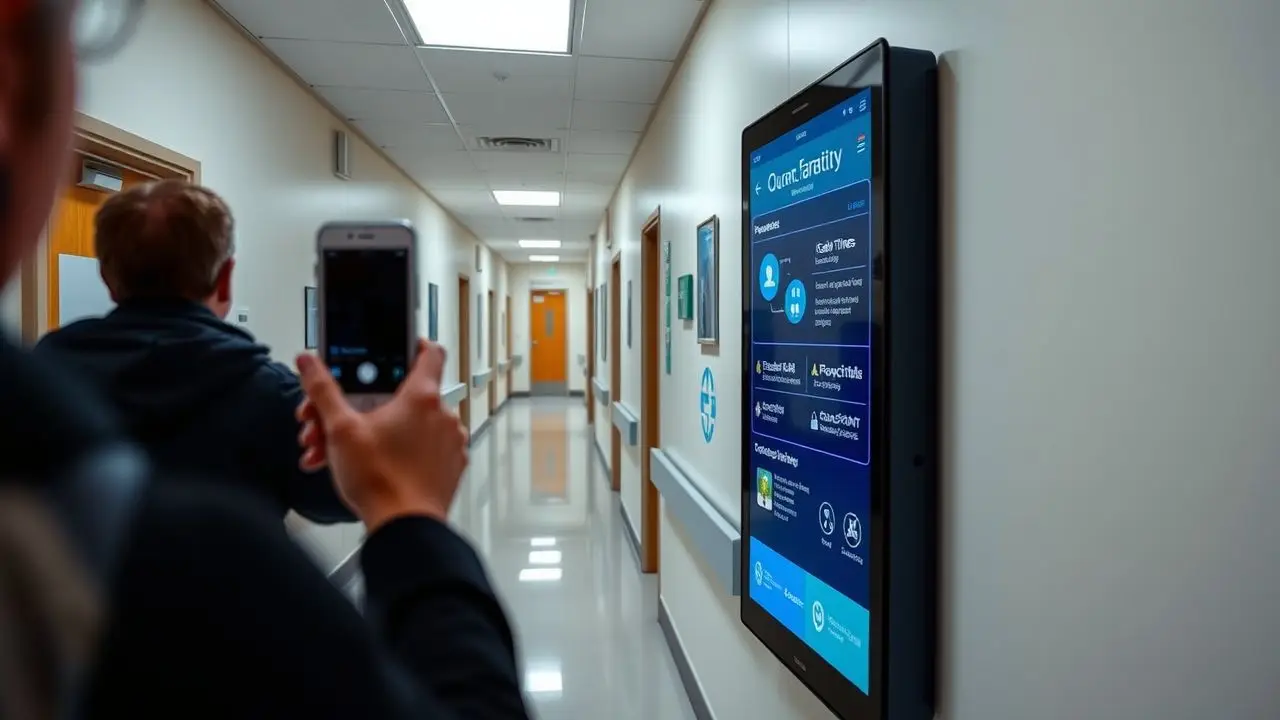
[{"left": 746, "top": 88, "right": 873, "bottom": 694}]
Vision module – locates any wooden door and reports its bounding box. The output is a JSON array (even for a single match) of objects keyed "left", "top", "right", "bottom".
[
  {"left": 505, "top": 295, "right": 512, "bottom": 390},
  {"left": 458, "top": 276, "right": 471, "bottom": 431},
  {"left": 529, "top": 290, "right": 567, "bottom": 393},
  {"left": 487, "top": 289, "right": 496, "bottom": 414},
  {"left": 47, "top": 157, "right": 150, "bottom": 329},
  {"left": 609, "top": 259, "right": 622, "bottom": 492},
  {"left": 640, "top": 210, "right": 663, "bottom": 573}
]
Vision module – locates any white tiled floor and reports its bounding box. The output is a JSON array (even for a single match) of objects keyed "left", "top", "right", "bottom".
[{"left": 449, "top": 397, "right": 697, "bottom": 720}]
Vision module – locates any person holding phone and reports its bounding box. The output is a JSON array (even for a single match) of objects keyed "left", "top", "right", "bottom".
[{"left": 0, "top": 1, "right": 529, "bottom": 718}]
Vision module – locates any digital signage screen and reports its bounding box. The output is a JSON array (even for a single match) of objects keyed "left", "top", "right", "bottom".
[{"left": 741, "top": 39, "right": 938, "bottom": 720}]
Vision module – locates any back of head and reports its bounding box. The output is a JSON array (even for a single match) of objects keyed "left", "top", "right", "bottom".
[{"left": 95, "top": 180, "right": 235, "bottom": 304}]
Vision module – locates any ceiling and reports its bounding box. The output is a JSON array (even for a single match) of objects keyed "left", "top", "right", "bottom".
[{"left": 211, "top": 0, "right": 705, "bottom": 264}]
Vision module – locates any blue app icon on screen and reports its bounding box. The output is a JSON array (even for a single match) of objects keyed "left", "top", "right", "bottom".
[
  {"left": 759, "top": 253, "right": 781, "bottom": 302},
  {"left": 784, "top": 279, "right": 807, "bottom": 324}
]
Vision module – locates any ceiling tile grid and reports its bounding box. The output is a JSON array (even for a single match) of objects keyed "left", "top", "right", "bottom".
[{"left": 214, "top": 0, "right": 703, "bottom": 262}]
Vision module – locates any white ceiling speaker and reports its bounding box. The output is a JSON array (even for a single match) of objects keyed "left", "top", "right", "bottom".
[
  {"left": 333, "top": 129, "right": 351, "bottom": 181},
  {"left": 78, "top": 160, "right": 123, "bottom": 193}
]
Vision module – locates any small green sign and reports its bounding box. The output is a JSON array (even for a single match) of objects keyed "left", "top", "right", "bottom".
[{"left": 677, "top": 274, "right": 694, "bottom": 320}]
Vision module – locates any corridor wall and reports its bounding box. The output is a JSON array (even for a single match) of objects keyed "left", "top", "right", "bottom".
[
  {"left": 75, "top": 0, "right": 507, "bottom": 572},
  {"left": 596, "top": 0, "right": 1280, "bottom": 718}
]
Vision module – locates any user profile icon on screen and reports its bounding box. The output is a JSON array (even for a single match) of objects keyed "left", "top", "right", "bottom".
[
  {"left": 756, "top": 468, "right": 774, "bottom": 510},
  {"left": 759, "top": 253, "right": 781, "bottom": 302}
]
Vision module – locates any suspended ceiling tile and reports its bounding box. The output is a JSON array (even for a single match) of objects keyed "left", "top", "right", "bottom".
[
  {"left": 418, "top": 48, "right": 576, "bottom": 97},
  {"left": 263, "top": 39, "right": 431, "bottom": 91},
  {"left": 570, "top": 100, "right": 651, "bottom": 132},
  {"left": 440, "top": 93, "right": 572, "bottom": 130},
  {"left": 574, "top": 56, "right": 672, "bottom": 104},
  {"left": 576, "top": 0, "right": 702, "bottom": 61},
  {"left": 317, "top": 87, "right": 448, "bottom": 123},
  {"left": 215, "top": 0, "right": 406, "bottom": 45},
  {"left": 566, "top": 129, "right": 640, "bottom": 155}
]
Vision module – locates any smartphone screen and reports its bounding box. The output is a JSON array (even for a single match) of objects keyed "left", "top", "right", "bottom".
[{"left": 322, "top": 248, "right": 410, "bottom": 394}]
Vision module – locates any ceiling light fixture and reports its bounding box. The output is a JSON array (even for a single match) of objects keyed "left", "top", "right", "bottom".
[
  {"left": 518, "top": 567, "right": 563, "bottom": 583},
  {"left": 530, "top": 537, "right": 557, "bottom": 547},
  {"left": 528, "top": 550, "right": 562, "bottom": 565},
  {"left": 493, "top": 190, "right": 561, "bottom": 207},
  {"left": 402, "top": 0, "right": 573, "bottom": 54},
  {"left": 528, "top": 255, "right": 560, "bottom": 263},
  {"left": 518, "top": 239, "right": 561, "bottom": 249}
]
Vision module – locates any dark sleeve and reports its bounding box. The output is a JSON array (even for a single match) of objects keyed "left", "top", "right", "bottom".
[
  {"left": 86, "top": 481, "right": 530, "bottom": 719},
  {"left": 264, "top": 361, "right": 356, "bottom": 524}
]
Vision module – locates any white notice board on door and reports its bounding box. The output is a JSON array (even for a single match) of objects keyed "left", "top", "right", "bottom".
[{"left": 58, "top": 254, "right": 114, "bottom": 325}]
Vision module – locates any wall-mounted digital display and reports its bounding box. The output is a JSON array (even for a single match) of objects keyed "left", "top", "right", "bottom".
[{"left": 741, "top": 39, "right": 938, "bottom": 720}]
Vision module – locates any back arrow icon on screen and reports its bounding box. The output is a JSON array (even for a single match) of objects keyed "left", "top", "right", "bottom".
[{"left": 755, "top": 183, "right": 761, "bottom": 196}]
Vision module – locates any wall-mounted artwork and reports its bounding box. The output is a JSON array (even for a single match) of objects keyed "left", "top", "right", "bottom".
[
  {"left": 626, "top": 280, "right": 633, "bottom": 348},
  {"left": 304, "top": 286, "right": 318, "bottom": 349},
  {"left": 427, "top": 283, "right": 439, "bottom": 341},
  {"left": 678, "top": 274, "right": 694, "bottom": 320},
  {"left": 696, "top": 215, "right": 719, "bottom": 345},
  {"left": 600, "top": 283, "right": 608, "bottom": 361},
  {"left": 477, "top": 292, "right": 484, "bottom": 361}
]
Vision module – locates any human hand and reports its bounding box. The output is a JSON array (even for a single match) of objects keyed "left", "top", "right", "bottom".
[{"left": 295, "top": 340, "right": 470, "bottom": 531}]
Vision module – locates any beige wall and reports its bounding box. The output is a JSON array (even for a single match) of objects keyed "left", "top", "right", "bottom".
[
  {"left": 75, "top": 0, "right": 508, "bottom": 571},
  {"left": 598, "top": 0, "right": 1280, "bottom": 718}
]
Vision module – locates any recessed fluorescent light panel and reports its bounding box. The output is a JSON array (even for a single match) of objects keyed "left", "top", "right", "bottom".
[
  {"left": 528, "top": 550, "right": 562, "bottom": 565},
  {"left": 519, "top": 567, "right": 563, "bottom": 583},
  {"left": 493, "top": 190, "right": 561, "bottom": 207},
  {"left": 518, "top": 239, "right": 561, "bottom": 249},
  {"left": 528, "top": 255, "right": 560, "bottom": 263},
  {"left": 403, "top": 0, "right": 573, "bottom": 54},
  {"left": 530, "top": 537, "right": 557, "bottom": 547}
]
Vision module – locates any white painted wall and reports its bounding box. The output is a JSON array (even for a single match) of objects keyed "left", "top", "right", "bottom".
[
  {"left": 75, "top": 0, "right": 508, "bottom": 571},
  {"left": 508, "top": 262, "right": 588, "bottom": 395},
  {"left": 598, "top": 0, "right": 1280, "bottom": 718},
  {"left": 0, "top": 282, "right": 18, "bottom": 336}
]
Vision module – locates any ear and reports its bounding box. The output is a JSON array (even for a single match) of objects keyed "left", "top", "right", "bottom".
[{"left": 214, "top": 258, "right": 235, "bottom": 303}]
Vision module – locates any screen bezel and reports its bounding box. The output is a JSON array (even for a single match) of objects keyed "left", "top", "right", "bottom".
[
  {"left": 739, "top": 38, "right": 889, "bottom": 720},
  {"left": 316, "top": 221, "right": 418, "bottom": 404}
]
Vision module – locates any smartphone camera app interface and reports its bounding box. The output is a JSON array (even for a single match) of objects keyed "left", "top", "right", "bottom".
[
  {"left": 323, "top": 248, "right": 409, "bottom": 394},
  {"left": 747, "top": 88, "right": 873, "bottom": 694}
]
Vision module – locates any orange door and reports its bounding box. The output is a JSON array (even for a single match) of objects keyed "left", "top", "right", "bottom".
[
  {"left": 529, "top": 290, "right": 567, "bottom": 385},
  {"left": 47, "top": 158, "right": 149, "bottom": 329}
]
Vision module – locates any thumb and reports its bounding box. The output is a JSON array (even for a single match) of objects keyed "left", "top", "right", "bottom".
[
  {"left": 405, "top": 339, "right": 444, "bottom": 390},
  {"left": 296, "top": 354, "right": 354, "bottom": 423}
]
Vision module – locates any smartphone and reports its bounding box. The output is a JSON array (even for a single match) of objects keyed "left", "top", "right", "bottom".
[{"left": 316, "top": 221, "right": 418, "bottom": 411}]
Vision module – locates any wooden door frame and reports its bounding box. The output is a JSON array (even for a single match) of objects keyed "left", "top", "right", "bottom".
[
  {"left": 487, "top": 288, "right": 496, "bottom": 414},
  {"left": 586, "top": 282, "right": 595, "bottom": 422},
  {"left": 505, "top": 294, "right": 512, "bottom": 391},
  {"left": 457, "top": 275, "right": 472, "bottom": 432},
  {"left": 639, "top": 207, "right": 662, "bottom": 573},
  {"left": 21, "top": 112, "right": 201, "bottom": 343},
  {"left": 609, "top": 255, "right": 622, "bottom": 493}
]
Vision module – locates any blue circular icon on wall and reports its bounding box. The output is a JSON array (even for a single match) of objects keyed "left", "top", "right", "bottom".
[
  {"left": 784, "top": 279, "right": 807, "bottom": 325},
  {"left": 699, "top": 367, "right": 716, "bottom": 443},
  {"left": 758, "top": 253, "right": 781, "bottom": 302}
]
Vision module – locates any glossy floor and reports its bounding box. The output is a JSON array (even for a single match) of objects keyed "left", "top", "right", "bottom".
[{"left": 450, "top": 397, "right": 697, "bottom": 720}]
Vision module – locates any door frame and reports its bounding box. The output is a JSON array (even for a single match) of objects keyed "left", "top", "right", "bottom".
[
  {"left": 21, "top": 112, "right": 201, "bottom": 343},
  {"left": 586, "top": 281, "right": 595, "bottom": 421},
  {"left": 639, "top": 207, "right": 662, "bottom": 573},
  {"left": 487, "top": 288, "right": 496, "bottom": 414},
  {"left": 457, "top": 275, "right": 472, "bottom": 432},
  {"left": 505, "top": 294, "right": 513, "bottom": 391},
  {"left": 609, "top": 255, "right": 622, "bottom": 493}
]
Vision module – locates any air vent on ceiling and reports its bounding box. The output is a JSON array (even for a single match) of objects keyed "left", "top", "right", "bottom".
[
  {"left": 514, "top": 217, "right": 555, "bottom": 223},
  {"left": 473, "top": 136, "right": 561, "bottom": 153}
]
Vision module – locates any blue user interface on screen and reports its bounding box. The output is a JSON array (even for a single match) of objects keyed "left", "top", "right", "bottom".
[{"left": 747, "top": 88, "right": 872, "bottom": 693}]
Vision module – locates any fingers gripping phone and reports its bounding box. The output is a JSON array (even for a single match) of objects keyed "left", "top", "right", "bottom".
[{"left": 316, "top": 221, "right": 419, "bottom": 412}]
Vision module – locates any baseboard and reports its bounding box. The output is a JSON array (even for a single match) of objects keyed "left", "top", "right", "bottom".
[
  {"left": 658, "top": 597, "right": 716, "bottom": 720},
  {"left": 471, "top": 417, "right": 492, "bottom": 445},
  {"left": 328, "top": 545, "right": 361, "bottom": 589},
  {"left": 619, "top": 501, "right": 642, "bottom": 569},
  {"left": 592, "top": 433, "right": 610, "bottom": 477},
  {"left": 568, "top": 389, "right": 585, "bottom": 397},
  {"left": 510, "top": 391, "right": 531, "bottom": 398}
]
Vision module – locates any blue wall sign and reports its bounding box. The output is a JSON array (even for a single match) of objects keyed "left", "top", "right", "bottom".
[{"left": 700, "top": 366, "right": 717, "bottom": 442}]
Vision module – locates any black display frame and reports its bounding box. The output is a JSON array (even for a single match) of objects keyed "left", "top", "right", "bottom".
[{"left": 739, "top": 38, "right": 938, "bottom": 720}]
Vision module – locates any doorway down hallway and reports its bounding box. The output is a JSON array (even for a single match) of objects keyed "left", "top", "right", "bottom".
[{"left": 449, "top": 397, "right": 697, "bottom": 719}]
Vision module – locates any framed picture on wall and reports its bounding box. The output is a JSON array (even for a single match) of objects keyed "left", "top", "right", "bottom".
[
  {"left": 600, "top": 283, "right": 608, "bottom": 361},
  {"left": 304, "top": 286, "right": 318, "bottom": 349},
  {"left": 626, "top": 280, "right": 633, "bottom": 348},
  {"left": 427, "top": 283, "right": 439, "bottom": 341},
  {"left": 477, "top": 293, "right": 484, "bottom": 361},
  {"left": 696, "top": 215, "right": 719, "bottom": 345}
]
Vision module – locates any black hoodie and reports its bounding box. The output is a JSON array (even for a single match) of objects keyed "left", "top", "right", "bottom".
[{"left": 34, "top": 299, "right": 353, "bottom": 524}]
